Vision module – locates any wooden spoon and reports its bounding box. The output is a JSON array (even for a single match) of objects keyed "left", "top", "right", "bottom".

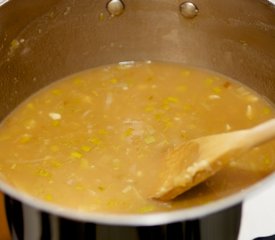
[{"left": 152, "top": 119, "right": 275, "bottom": 201}]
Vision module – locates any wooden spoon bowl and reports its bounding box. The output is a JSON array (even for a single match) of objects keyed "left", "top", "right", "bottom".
[{"left": 152, "top": 119, "right": 275, "bottom": 201}]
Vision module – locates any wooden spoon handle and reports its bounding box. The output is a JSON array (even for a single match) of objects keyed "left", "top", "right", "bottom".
[{"left": 244, "top": 118, "right": 275, "bottom": 148}]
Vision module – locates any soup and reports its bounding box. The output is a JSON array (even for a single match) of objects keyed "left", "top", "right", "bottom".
[{"left": 0, "top": 61, "right": 274, "bottom": 214}]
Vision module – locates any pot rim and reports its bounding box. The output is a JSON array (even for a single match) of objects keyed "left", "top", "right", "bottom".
[{"left": 1, "top": 171, "right": 275, "bottom": 226}]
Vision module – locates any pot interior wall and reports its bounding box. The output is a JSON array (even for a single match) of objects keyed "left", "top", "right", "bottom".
[{"left": 0, "top": 0, "right": 274, "bottom": 121}]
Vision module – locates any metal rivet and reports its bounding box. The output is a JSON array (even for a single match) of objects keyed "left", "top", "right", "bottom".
[
  {"left": 179, "top": 2, "right": 199, "bottom": 19},
  {"left": 106, "top": 0, "right": 125, "bottom": 16}
]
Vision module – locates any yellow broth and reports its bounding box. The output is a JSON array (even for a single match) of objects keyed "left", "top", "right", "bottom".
[{"left": 0, "top": 61, "right": 274, "bottom": 214}]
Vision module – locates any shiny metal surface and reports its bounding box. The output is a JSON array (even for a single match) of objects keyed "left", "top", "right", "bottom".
[
  {"left": 106, "top": 0, "right": 125, "bottom": 16},
  {"left": 0, "top": 0, "right": 274, "bottom": 122},
  {"left": 0, "top": 0, "right": 274, "bottom": 238},
  {"left": 5, "top": 196, "right": 242, "bottom": 240},
  {"left": 179, "top": 1, "right": 199, "bottom": 18}
]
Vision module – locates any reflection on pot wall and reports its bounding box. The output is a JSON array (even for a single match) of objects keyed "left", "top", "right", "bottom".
[{"left": 5, "top": 196, "right": 242, "bottom": 240}]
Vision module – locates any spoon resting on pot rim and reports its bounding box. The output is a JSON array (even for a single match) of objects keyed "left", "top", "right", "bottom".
[{"left": 151, "top": 119, "right": 275, "bottom": 201}]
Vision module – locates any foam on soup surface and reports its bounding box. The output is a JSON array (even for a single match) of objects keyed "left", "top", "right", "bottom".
[{"left": 0, "top": 61, "right": 275, "bottom": 213}]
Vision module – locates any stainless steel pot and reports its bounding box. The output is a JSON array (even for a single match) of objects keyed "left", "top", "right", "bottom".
[{"left": 0, "top": 0, "right": 274, "bottom": 239}]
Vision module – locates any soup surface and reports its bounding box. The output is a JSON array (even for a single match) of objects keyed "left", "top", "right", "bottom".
[{"left": 0, "top": 61, "right": 275, "bottom": 214}]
